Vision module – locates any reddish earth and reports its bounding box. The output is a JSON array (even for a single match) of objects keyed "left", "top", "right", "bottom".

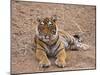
[{"left": 11, "top": 0, "right": 96, "bottom": 74}]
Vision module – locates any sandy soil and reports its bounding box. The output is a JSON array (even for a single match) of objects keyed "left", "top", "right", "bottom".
[{"left": 11, "top": 0, "right": 96, "bottom": 74}]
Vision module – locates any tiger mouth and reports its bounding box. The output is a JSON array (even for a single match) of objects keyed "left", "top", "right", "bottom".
[
  {"left": 44, "top": 35, "right": 50, "bottom": 39},
  {"left": 44, "top": 39, "right": 50, "bottom": 41},
  {"left": 39, "top": 35, "right": 54, "bottom": 42},
  {"left": 43, "top": 36, "right": 51, "bottom": 41}
]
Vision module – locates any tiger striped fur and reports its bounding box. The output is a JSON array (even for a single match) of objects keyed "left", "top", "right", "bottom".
[{"left": 33, "top": 15, "right": 89, "bottom": 68}]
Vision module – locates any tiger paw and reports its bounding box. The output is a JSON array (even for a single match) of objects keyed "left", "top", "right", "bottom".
[
  {"left": 55, "top": 59, "right": 66, "bottom": 68},
  {"left": 78, "top": 43, "right": 90, "bottom": 50},
  {"left": 39, "top": 59, "right": 51, "bottom": 68},
  {"left": 82, "top": 44, "right": 90, "bottom": 50}
]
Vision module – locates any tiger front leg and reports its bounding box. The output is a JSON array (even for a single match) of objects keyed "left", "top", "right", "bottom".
[
  {"left": 36, "top": 49, "right": 51, "bottom": 68},
  {"left": 55, "top": 49, "right": 66, "bottom": 68}
]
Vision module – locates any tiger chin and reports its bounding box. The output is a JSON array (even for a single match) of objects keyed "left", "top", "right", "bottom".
[{"left": 34, "top": 15, "right": 89, "bottom": 68}]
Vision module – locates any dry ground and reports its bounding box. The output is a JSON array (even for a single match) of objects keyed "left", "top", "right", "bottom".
[{"left": 11, "top": 0, "right": 96, "bottom": 74}]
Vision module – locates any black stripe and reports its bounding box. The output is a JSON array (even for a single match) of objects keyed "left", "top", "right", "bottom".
[{"left": 53, "top": 42, "right": 62, "bottom": 56}]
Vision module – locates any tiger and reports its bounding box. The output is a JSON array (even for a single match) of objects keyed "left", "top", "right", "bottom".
[{"left": 33, "top": 15, "right": 89, "bottom": 68}]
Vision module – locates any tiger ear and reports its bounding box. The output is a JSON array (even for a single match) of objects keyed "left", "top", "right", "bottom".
[
  {"left": 37, "top": 16, "right": 41, "bottom": 22},
  {"left": 51, "top": 15, "right": 57, "bottom": 22}
]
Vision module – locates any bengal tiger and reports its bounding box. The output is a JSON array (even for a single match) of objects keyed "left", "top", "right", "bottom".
[{"left": 34, "top": 15, "right": 89, "bottom": 68}]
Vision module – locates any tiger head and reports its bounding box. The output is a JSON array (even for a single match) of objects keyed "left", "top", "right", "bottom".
[{"left": 36, "top": 15, "right": 58, "bottom": 42}]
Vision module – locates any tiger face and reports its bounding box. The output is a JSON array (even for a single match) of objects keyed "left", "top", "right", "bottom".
[{"left": 36, "top": 16, "right": 58, "bottom": 42}]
